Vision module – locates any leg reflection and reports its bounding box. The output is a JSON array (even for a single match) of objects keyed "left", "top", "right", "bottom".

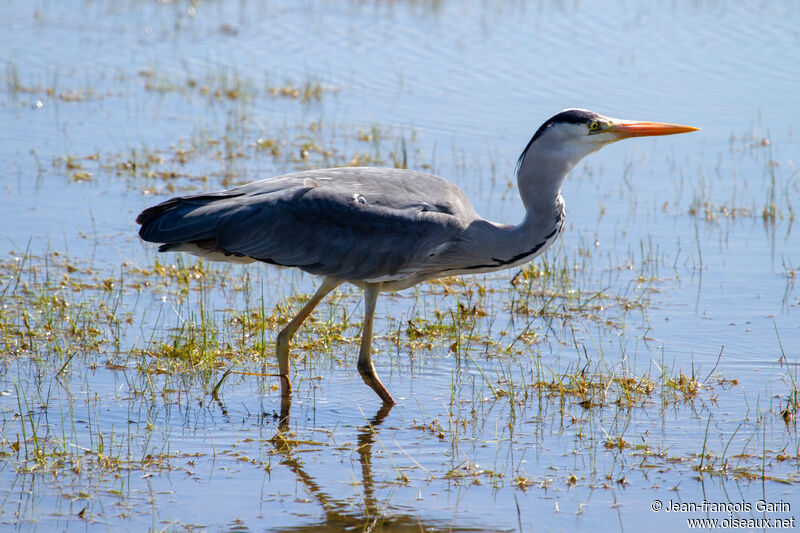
[
  {"left": 269, "top": 403, "right": 394, "bottom": 527},
  {"left": 279, "top": 391, "right": 291, "bottom": 431},
  {"left": 357, "top": 403, "right": 394, "bottom": 513}
]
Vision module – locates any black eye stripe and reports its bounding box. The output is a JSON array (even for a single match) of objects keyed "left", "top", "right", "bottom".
[{"left": 516, "top": 109, "right": 603, "bottom": 173}]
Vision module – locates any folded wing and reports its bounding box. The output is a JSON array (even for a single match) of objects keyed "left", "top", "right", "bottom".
[{"left": 136, "top": 168, "right": 475, "bottom": 282}]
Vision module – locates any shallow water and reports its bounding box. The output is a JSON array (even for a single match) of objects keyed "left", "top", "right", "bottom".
[{"left": 1, "top": 0, "right": 799, "bottom": 531}]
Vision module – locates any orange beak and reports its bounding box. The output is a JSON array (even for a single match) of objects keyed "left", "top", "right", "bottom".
[{"left": 606, "top": 120, "right": 699, "bottom": 139}]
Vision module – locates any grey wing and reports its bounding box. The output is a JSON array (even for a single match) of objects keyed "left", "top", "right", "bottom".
[{"left": 137, "top": 168, "right": 475, "bottom": 282}]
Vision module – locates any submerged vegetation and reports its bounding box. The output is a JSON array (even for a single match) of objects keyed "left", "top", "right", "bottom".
[
  {"left": 2, "top": 234, "right": 798, "bottom": 527},
  {"left": 2, "top": 0, "right": 799, "bottom": 529},
  {"left": 686, "top": 133, "right": 798, "bottom": 224},
  {"left": 41, "top": 114, "right": 417, "bottom": 196},
  {"left": 3, "top": 106, "right": 799, "bottom": 527}
]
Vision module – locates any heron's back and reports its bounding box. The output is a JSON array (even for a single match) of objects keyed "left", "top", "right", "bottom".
[{"left": 137, "top": 167, "right": 478, "bottom": 284}]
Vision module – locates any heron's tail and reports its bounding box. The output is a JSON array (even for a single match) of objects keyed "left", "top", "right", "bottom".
[{"left": 136, "top": 192, "right": 249, "bottom": 260}]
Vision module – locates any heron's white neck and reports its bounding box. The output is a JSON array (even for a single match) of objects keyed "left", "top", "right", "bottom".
[
  {"left": 420, "top": 136, "right": 601, "bottom": 280},
  {"left": 437, "top": 140, "right": 589, "bottom": 274},
  {"left": 516, "top": 136, "right": 595, "bottom": 218}
]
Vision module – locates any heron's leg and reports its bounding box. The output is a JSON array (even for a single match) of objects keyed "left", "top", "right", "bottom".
[
  {"left": 276, "top": 277, "right": 343, "bottom": 398},
  {"left": 357, "top": 283, "right": 395, "bottom": 405}
]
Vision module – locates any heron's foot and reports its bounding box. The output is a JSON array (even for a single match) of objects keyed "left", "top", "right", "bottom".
[{"left": 357, "top": 361, "right": 396, "bottom": 405}]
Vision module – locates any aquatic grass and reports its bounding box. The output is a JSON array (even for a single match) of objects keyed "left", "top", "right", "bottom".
[
  {"left": 1, "top": 229, "right": 799, "bottom": 530},
  {"left": 44, "top": 117, "right": 427, "bottom": 200},
  {"left": 139, "top": 62, "right": 338, "bottom": 105},
  {"left": 0, "top": 253, "right": 126, "bottom": 364},
  {"left": 3, "top": 61, "right": 26, "bottom": 95},
  {"left": 1, "top": 0, "right": 797, "bottom": 527},
  {"left": 505, "top": 242, "right": 657, "bottom": 344},
  {"left": 774, "top": 323, "right": 799, "bottom": 424},
  {"left": 2, "top": 60, "right": 105, "bottom": 105},
  {"left": 686, "top": 132, "right": 797, "bottom": 223},
  {"left": 266, "top": 79, "right": 336, "bottom": 102}
]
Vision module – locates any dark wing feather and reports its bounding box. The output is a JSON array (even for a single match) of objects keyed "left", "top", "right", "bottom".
[
  {"left": 136, "top": 191, "right": 247, "bottom": 245},
  {"left": 136, "top": 168, "right": 476, "bottom": 282}
]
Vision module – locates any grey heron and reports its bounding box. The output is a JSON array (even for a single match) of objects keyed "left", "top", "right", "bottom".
[{"left": 137, "top": 108, "right": 697, "bottom": 405}]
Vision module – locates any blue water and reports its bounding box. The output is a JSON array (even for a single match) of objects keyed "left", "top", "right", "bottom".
[{"left": 1, "top": 0, "right": 799, "bottom": 531}]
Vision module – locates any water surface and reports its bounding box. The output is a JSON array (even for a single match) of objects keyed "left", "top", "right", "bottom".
[{"left": 1, "top": 1, "right": 798, "bottom": 531}]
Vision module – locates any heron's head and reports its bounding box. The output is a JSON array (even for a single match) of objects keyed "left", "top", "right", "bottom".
[{"left": 517, "top": 108, "right": 698, "bottom": 175}]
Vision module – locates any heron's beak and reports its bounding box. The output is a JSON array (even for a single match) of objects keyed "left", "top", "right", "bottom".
[{"left": 606, "top": 120, "right": 699, "bottom": 139}]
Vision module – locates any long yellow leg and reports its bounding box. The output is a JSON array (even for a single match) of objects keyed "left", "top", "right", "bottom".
[
  {"left": 276, "top": 277, "right": 342, "bottom": 398},
  {"left": 357, "top": 283, "right": 395, "bottom": 405}
]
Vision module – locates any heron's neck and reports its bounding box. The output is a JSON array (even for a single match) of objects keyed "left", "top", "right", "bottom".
[
  {"left": 446, "top": 146, "right": 576, "bottom": 272},
  {"left": 435, "top": 141, "right": 587, "bottom": 275},
  {"left": 516, "top": 141, "right": 579, "bottom": 218}
]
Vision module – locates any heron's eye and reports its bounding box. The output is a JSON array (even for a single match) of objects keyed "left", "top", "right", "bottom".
[{"left": 589, "top": 121, "right": 600, "bottom": 132}]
